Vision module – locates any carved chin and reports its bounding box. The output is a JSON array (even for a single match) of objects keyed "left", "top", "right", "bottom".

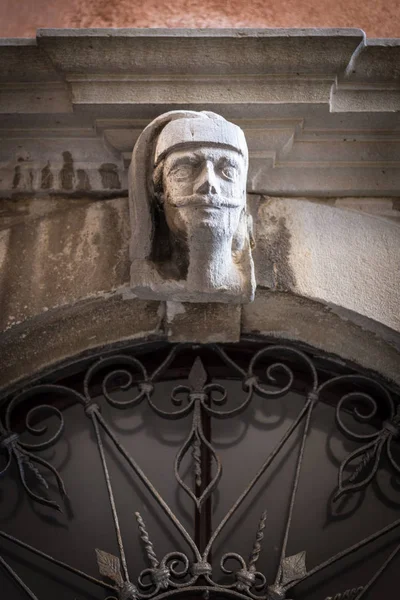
[
  {"left": 167, "top": 207, "right": 241, "bottom": 237},
  {"left": 191, "top": 209, "right": 226, "bottom": 227}
]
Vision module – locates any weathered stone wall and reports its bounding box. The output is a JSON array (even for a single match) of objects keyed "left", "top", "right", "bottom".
[
  {"left": 0, "top": 197, "right": 130, "bottom": 330},
  {"left": 1, "top": 194, "right": 399, "bottom": 390},
  {"left": 253, "top": 196, "right": 400, "bottom": 333},
  {"left": 2, "top": 195, "right": 399, "bottom": 335}
]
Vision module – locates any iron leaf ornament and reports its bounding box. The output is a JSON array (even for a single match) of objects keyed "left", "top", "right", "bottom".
[
  {"left": 279, "top": 551, "right": 307, "bottom": 586},
  {"left": 95, "top": 549, "right": 138, "bottom": 600},
  {"left": 333, "top": 381, "right": 400, "bottom": 501},
  {"left": 0, "top": 406, "right": 67, "bottom": 512},
  {"left": 95, "top": 548, "right": 124, "bottom": 588}
]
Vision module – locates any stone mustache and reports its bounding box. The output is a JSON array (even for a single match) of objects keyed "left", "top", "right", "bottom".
[{"left": 129, "top": 111, "right": 255, "bottom": 303}]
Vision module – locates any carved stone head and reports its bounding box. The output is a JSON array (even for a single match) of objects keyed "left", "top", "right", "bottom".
[{"left": 129, "top": 111, "right": 255, "bottom": 303}]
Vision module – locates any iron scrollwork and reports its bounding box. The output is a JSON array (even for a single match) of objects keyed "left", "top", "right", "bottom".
[
  {"left": 0, "top": 342, "right": 400, "bottom": 600},
  {"left": 0, "top": 387, "right": 67, "bottom": 511},
  {"left": 333, "top": 377, "right": 400, "bottom": 500}
]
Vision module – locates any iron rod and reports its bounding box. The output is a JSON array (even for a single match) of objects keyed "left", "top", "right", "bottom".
[
  {"left": 90, "top": 411, "right": 130, "bottom": 582},
  {"left": 0, "top": 530, "right": 116, "bottom": 592},
  {"left": 203, "top": 398, "right": 312, "bottom": 560},
  {"left": 95, "top": 409, "right": 202, "bottom": 561},
  {"left": 355, "top": 543, "right": 400, "bottom": 599},
  {"left": 0, "top": 553, "right": 40, "bottom": 600},
  {"left": 275, "top": 395, "right": 316, "bottom": 584},
  {"left": 286, "top": 516, "right": 400, "bottom": 591}
]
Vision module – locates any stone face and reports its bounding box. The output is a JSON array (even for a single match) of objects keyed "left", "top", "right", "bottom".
[{"left": 128, "top": 110, "right": 255, "bottom": 303}]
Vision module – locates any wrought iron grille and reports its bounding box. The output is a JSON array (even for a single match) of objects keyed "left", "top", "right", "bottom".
[{"left": 1, "top": 340, "right": 400, "bottom": 600}]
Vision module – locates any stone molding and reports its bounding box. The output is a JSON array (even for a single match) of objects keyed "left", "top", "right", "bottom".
[
  {"left": 1, "top": 30, "right": 400, "bottom": 197},
  {"left": 1, "top": 291, "right": 399, "bottom": 394}
]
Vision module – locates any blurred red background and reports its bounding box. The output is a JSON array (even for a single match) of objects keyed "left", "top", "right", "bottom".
[{"left": 0, "top": 0, "right": 398, "bottom": 39}]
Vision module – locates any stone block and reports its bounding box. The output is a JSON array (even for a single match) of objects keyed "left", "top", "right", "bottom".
[
  {"left": 0, "top": 38, "right": 62, "bottom": 83},
  {"left": 254, "top": 197, "right": 400, "bottom": 334},
  {"left": 166, "top": 301, "right": 241, "bottom": 342}
]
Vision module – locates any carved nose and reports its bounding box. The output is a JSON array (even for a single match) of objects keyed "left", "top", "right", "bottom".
[{"left": 195, "top": 164, "right": 218, "bottom": 195}]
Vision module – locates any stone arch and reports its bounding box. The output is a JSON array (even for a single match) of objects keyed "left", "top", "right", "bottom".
[{"left": 0, "top": 290, "right": 399, "bottom": 394}]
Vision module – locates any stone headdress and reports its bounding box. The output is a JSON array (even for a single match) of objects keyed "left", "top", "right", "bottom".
[{"left": 129, "top": 110, "right": 248, "bottom": 260}]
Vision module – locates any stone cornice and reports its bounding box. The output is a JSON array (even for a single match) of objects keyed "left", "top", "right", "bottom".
[
  {"left": 1, "top": 29, "right": 400, "bottom": 198},
  {"left": 36, "top": 28, "right": 363, "bottom": 76}
]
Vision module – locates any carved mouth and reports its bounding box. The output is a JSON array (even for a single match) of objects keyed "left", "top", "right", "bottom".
[
  {"left": 172, "top": 195, "right": 241, "bottom": 209},
  {"left": 192, "top": 204, "right": 224, "bottom": 210}
]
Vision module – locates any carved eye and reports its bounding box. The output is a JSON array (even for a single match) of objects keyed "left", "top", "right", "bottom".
[
  {"left": 219, "top": 163, "right": 238, "bottom": 181},
  {"left": 170, "top": 164, "right": 195, "bottom": 180}
]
